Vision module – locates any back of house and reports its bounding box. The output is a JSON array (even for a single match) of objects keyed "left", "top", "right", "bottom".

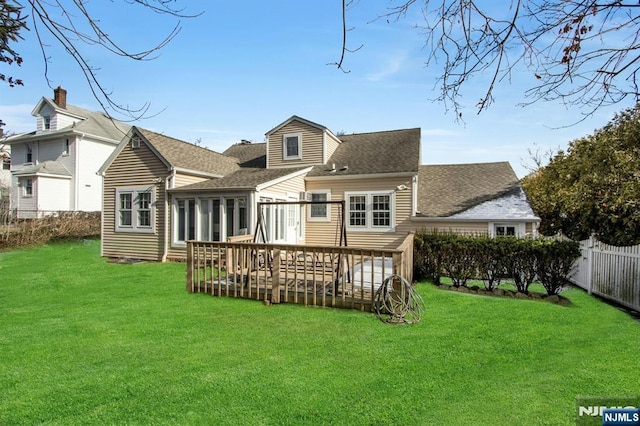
[{"left": 98, "top": 115, "right": 539, "bottom": 262}]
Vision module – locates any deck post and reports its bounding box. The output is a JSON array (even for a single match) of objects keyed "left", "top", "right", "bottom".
[
  {"left": 186, "top": 242, "right": 194, "bottom": 292},
  {"left": 271, "top": 248, "right": 281, "bottom": 304}
]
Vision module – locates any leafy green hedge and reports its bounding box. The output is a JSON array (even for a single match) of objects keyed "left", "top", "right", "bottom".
[{"left": 413, "top": 231, "right": 580, "bottom": 296}]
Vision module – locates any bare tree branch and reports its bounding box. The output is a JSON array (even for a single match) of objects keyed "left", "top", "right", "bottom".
[
  {"left": 339, "top": 1, "right": 640, "bottom": 119},
  {"left": 329, "top": 0, "right": 362, "bottom": 73},
  {"left": 2, "top": 0, "right": 201, "bottom": 121}
]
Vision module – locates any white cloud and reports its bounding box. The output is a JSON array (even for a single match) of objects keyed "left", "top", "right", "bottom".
[
  {"left": 0, "top": 104, "right": 34, "bottom": 134},
  {"left": 365, "top": 51, "right": 408, "bottom": 82}
]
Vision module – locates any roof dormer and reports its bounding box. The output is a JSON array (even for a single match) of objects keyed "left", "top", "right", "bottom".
[
  {"left": 265, "top": 115, "right": 341, "bottom": 169},
  {"left": 31, "top": 87, "right": 86, "bottom": 132}
]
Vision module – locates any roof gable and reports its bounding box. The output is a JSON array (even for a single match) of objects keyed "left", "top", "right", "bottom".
[
  {"left": 20, "top": 98, "right": 131, "bottom": 143},
  {"left": 31, "top": 98, "right": 85, "bottom": 120},
  {"left": 170, "top": 166, "right": 309, "bottom": 192},
  {"left": 306, "top": 128, "right": 421, "bottom": 177},
  {"left": 99, "top": 127, "right": 240, "bottom": 177},
  {"left": 265, "top": 115, "right": 329, "bottom": 136},
  {"left": 417, "top": 162, "right": 525, "bottom": 217}
]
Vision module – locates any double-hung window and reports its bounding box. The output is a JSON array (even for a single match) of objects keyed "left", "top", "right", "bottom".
[
  {"left": 283, "top": 133, "right": 302, "bottom": 160},
  {"left": 493, "top": 223, "right": 523, "bottom": 237},
  {"left": 23, "top": 178, "right": 33, "bottom": 197},
  {"left": 308, "top": 190, "right": 331, "bottom": 221},
  {"left": 345, "top": 191, "right": 394, "bottom": 231},
  {"left": 349, "top": 195, "right": 367, "bottom": 228},
  {"left": 115, "top": 187, "right": 155, "bottom": 233}
]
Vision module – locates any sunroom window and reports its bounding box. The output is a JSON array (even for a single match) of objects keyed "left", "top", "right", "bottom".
[{"left": 174, "top": 196, "right": 247, "bottom": 245}]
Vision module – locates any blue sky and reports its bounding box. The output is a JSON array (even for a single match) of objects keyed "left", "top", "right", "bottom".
[{"left": 0, "top": 1, "right": 630, "bottom": 178}]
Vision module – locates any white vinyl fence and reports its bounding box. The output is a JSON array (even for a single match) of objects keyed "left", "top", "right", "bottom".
[{"left": 570, "top": 236, "right": 640, "bottom": 312}]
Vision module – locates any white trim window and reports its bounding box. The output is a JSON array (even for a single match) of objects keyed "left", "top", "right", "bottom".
[
  {"left": 23, "top": 178, "right": 33, "bottom": 197},
  {"left": 491, "top": 223, "right": 525, "bottom": 238},
  {"left": 173, "top": 196, "right": 248, "bottom": 245},
  {"left": 308, "top": 190, "right": 331, "bottom": 222},
  {"left": 115, "top": 187, "right": 155, "bottom": 233},
  {"left": 283, "top": 132, "right": 302, "bottom": 160},
  {"left": 345, "top": 191, "right": 394, "bottom": 232}
]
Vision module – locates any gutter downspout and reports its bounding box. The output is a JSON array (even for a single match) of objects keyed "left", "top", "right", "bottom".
[{"left": 161, "top": 168, "right": 176, "bottom": 262}]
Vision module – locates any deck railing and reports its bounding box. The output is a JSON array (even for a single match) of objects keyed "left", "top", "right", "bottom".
[{"left": 186, "top": 233, "right": 414, "bottom": 312}]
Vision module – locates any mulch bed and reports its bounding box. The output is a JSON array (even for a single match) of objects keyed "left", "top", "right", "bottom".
[{"left": 435, "top": 283, "right": 571, "bottom": 306}]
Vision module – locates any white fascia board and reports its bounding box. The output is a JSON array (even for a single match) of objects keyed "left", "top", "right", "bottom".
[
  {"left": 5, "top": 128, "right": 119, "bottom": 145},
  {"left": 69, "top": 130, "right": 121, "bottom": 145},
  {"left": 411, "top": 216, "right": 540, "bottom": 223},
  {"left": 305, "top": 171, "right": 417, "bottom": 181},
  {"left": 171, "top": 166, "right": 225, "bottom": 179},
  {"left": 15, "top": 172, "right": 72, "bottom": 180}
]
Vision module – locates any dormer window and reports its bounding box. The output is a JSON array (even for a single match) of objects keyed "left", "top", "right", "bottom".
[
  {"left": 44, "top": 116, "right": 51, "bottom": 130},
  {"left": 283, "top": 133, "right": 302, "bottom": 160},
  {"left": 26, "top": 145, "right": 33, "bottom": 164}
]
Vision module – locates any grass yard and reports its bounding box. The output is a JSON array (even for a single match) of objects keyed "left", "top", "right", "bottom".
[{"left": 1, "top": 240, "right": 639, "bottom": 425}]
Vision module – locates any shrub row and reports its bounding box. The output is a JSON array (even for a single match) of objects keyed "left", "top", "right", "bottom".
[
  {"left": 413, "top": 231, "right": 581, "bottom": 295},
  {"left": 0, "top": 211, "right": 101, "bottom": 250}
]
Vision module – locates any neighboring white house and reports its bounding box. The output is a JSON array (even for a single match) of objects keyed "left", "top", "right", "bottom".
[
  {"left": 3, "top": 87, "right": 130, "bottom": 218},
  {"left": 0, "top": 142, "right": 10, "bottom": 209}
]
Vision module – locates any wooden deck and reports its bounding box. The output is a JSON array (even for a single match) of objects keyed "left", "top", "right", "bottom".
[{"left": 186, "top": 234, "right": 414, "bottom": 312}]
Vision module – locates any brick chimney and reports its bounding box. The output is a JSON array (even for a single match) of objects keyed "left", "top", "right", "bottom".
[{"left": 53, "top": 86, "right": 67, "bottom": 109}]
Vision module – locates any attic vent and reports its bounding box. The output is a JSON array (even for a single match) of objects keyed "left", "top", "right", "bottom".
[{"left": 131, "top": 136, "right": 141, "bottom": 149}]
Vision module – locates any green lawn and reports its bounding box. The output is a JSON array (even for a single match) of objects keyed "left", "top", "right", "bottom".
[{"left": 1, "top": 240, "right": 638, "bottom": 425}]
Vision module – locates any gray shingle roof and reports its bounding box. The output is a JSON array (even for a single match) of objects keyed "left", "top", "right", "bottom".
[
  {"left": 417, "top": 162, "right": 522, "bottom": 217},
  {"left": 136, "top": 127, "right": 240, "bottom": 176},
  {"left": 60, "top": 103, "right": 131, "bottom": 141},
  {"left": 223, "top": 142, "right": 266, "bottom": 168},
  {"left": 13, "top": 160, "right": 71, "bottom": 177},
  {"left": 5, "top": 99, "right": 131, "bottom": 144},
  {"left": 307, "top": 128, "right": 421, "bottom": 177},
  {"left": 170, "top": 167, "right": 308, "bottom": 192}
]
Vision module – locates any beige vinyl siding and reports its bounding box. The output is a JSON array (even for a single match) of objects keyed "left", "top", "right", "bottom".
[
  {"left": 261, "top": 173, "right": 306, "bottom": 195},
  {"left": 173, "top": 172, "right": 209, "bottom": 188},
  {"left": 268, "top": 121, "right": 324, "bottom": 168},
  {"left": 305, "top": 176, "right": 415, "bottom": 249},
  {"left": 102, "top": 141, "right": 168, "bottom": 261},
  {"left": 411, "top": 221, "right": 490, "bottom": 236},
  {"left": 411, "top": 221, "right": 539, "bottom": 237},
  {"left": 166, "top": 246, "right": 187, "bottom": 261},
  {"left": 324, "top": 132, "right": 341, "bottom": 163}
]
